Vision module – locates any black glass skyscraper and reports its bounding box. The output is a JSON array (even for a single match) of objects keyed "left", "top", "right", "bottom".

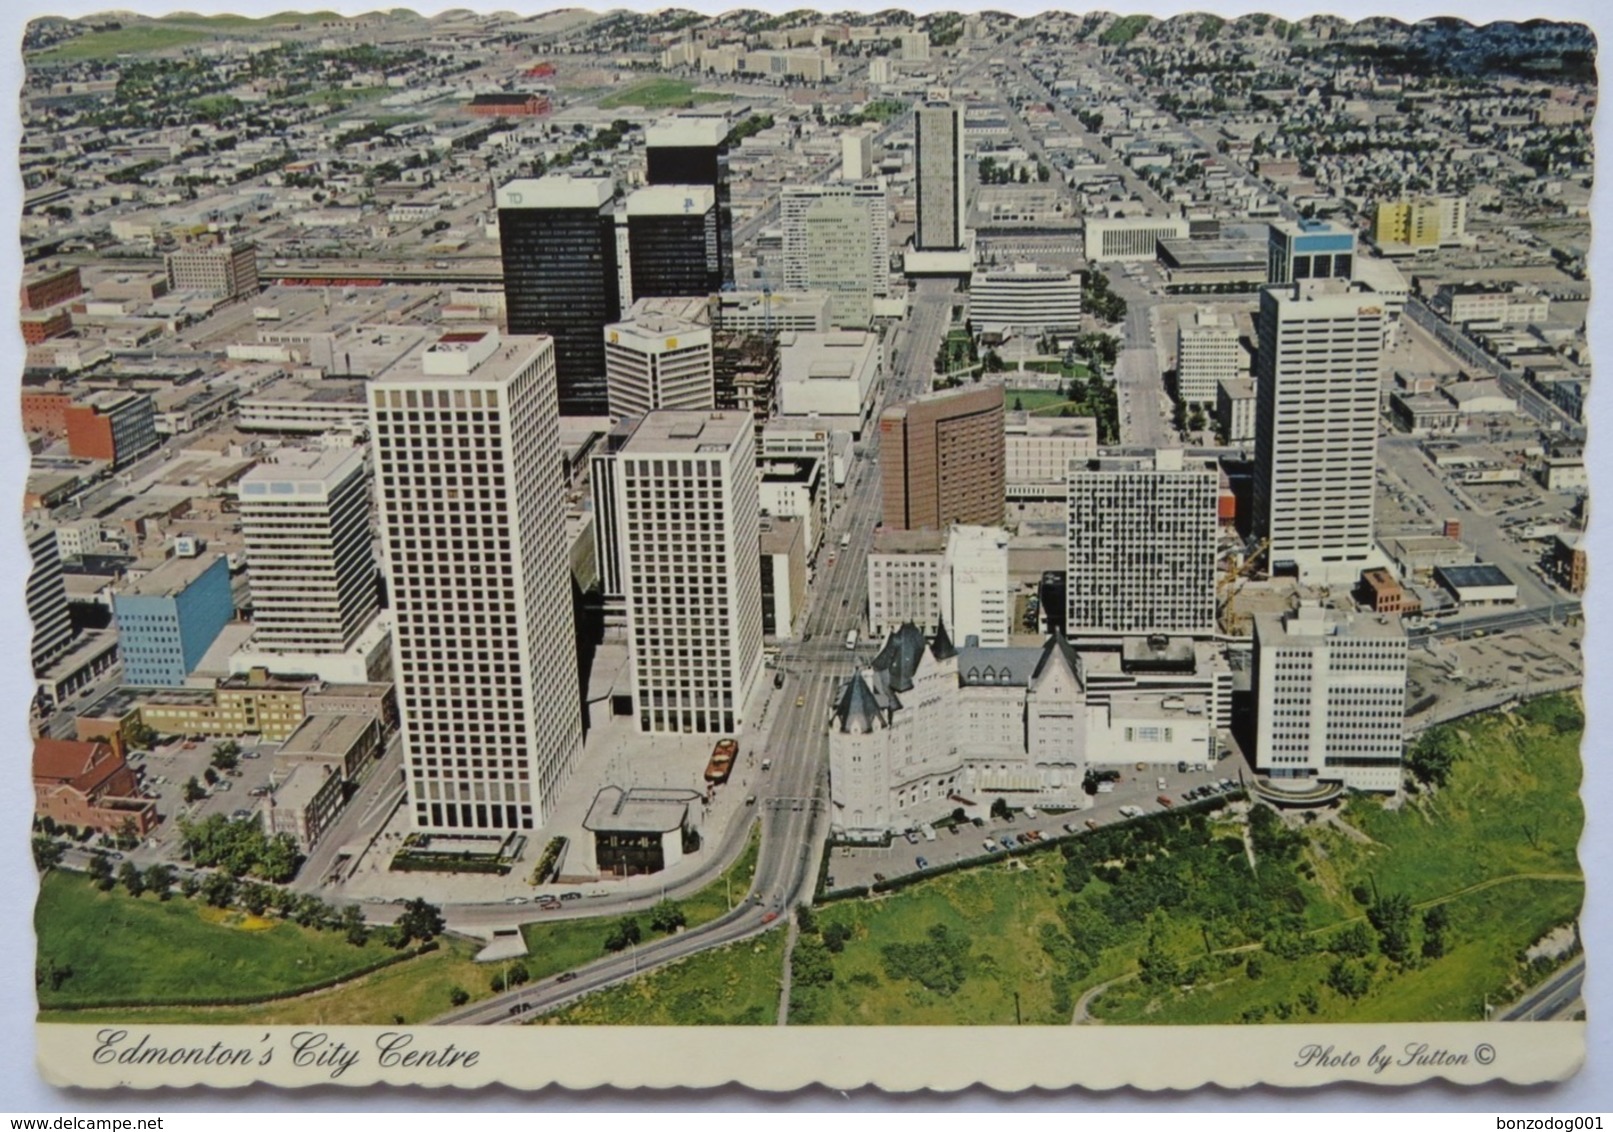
[
  {"left": 645, "top": 117, "right": 734, "bottom": 288},
  {"left": 497, "top": 177, "right": 620, "bottom": 417},
  {"left": 625, "top": 186, "right": 722, "bottom": 300}
]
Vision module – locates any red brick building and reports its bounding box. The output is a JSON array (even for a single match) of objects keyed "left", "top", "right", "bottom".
[
  {"left": 21, "top": 389, "right": 72, "bottom": 436},
  {"left": 33, "top": 737, "right": 158, "bottom": 838},
  {"left": 21, "top": 265, "right": 83, "bottom": 312},
  {"left": 1360, "top": 567, "right": 1420, "bottom": 616},
  {"left": 21, "top": 308, "right": 72, "bottom": 344},
  {"left": 465, "top": 92, "right": 552, "bottom": 117},
  {"left": 64, "top": 391, "right": 159, "bottom": 467},
  {"left": 1553, "top": 532, "right": 1587, "bottom": 595}
]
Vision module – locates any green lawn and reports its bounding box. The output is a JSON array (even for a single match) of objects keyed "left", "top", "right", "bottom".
[
  {"left": 39, "top": 935, "right": 491, "bottom": 1026},
  {"left": 597, "top": 78, "right": 730, "bottom": 110},
  {"left": 292, "top": 86, "right": 392, "bottom": 112},
  {"left": 1005, "top": 388, "right": 1070, "bottom": 414},
  {"left": 33, "top": 25, "right": 210, "bottom": 60},
  {"left": 35, "top": 872, "right": 398, "bottom": 1011},
  {"left": 539, "top": 932, "right": 784, "bottom": 1025}
]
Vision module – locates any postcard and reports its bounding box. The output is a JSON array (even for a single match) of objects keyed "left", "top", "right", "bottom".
[{"left": 16, "top": 3, "right": 1592, "bottom": 1094}]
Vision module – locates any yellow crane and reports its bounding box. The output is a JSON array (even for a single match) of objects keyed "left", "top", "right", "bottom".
[{"left": 1217, "top": 538, "right": 1269, "bottom": 636}]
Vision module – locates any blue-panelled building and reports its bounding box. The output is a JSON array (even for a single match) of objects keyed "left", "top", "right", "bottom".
[
  {"left": 112, "top": 554, "right": 235, "bottom": 686},
  {"left": 1266, "top": 219, "right": 1356, "bottom": 285}
]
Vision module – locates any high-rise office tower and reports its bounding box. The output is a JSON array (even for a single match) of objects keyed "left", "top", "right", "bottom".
[
  {"left": 370, "top": 328, "right": 583, "bottom": 831},
  {"left": 603, "top": 309, "right": 715, "bottom": 419},
  {"left": 623, "top": 186, "right": 722, "bottom": 302},
  {"left": 781, "top": 182, "right": 889, "bottom": 328},
  {"left": 1253, "top": 603, "right": 1407, "bottom": 793},
  {"left": 27, "top": 521, "right": 73, "bottom": 675},
  {"left": 1253, "top": 280, "right": 1385, "bottom": 584},
  {"left": 842, "top": 130, "right": 874, "bottom": 181},
  {"left": 616, "top": 411, "right": 764, "bottom": 735},
  {"left": 1267, "top": 219, "right": 1356, "bottom": 285},
  {"left": 1175, "top": 310, "right": 1240, "bottom": 406},
  {"left": 1066, "top": 449, "right": 1218, "bottom": 637},
  {"left": 239, "top": 448, "right": 377, "bottom": 655},
  {"left": 880, "top": 384, "right": 1004, "bottom": 531},
  {"left": 589, "top": 416, "right": 639, "bottom": 626},
  {"left": 941, "top": 524, "right": 1011, "bottom": 648},
  {"left": 496, "top": 176, "right": 620, "bottom": 417},
  {"left": 645, "top": 116, "right": 734, "bottom": 288},
  {"left": 914, "top": 102, "right": 966, "bottom": 252}
]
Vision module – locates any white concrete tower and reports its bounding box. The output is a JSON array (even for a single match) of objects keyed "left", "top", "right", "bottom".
[
  {"left": 616, "top": 411, "right": 764, "bottom": 735},
  {"left": 370, "top": 328, "right": 583, "bottom": 832}
]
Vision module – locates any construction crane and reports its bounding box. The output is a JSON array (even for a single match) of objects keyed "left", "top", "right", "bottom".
[{"left": 1217, "top": 538, "right": 1269, "bottom": 636}]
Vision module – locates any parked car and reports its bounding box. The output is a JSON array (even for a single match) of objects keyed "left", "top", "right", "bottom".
[
  {"left": 904, "top": 830, "right": 920, "bottom": 845},
  {"left": 559, "top": 891, "right": 582, "bottom": 902},
  {"left": 556, "top": 972, "right": 577, "bottom": 983},
  {"left": 1157, "top": 795, "right": 1174, "bottom": 808},
  {"left": 915, "top": 857, "right": 929, "bottom": 869},
  {"left": 873, "top": 872, "right": 886, "bottom": 883},
  {"left": 983, "top": 839, "right": 999, "bottom": 852},
  {"left": 1086, "top": 819, "right": 1101, "bottom": 830}
]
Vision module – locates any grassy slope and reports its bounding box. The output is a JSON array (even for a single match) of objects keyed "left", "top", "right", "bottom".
[
  {"left": 39, "top": 936, "right": 489, "bottom": 1026},
  {"left": 1095, "top": 698, "right": 1585, "bottom": 1024},
  {"left": 804, "top": 855, "right": 1093, "bottom": 1025},
  {"left": 35, "top": 872, "right": 393, "bottom": 1010},
  {"left": 34, "top": 26, "right": 210, "bottom": 60},
  {"left": 798, "top": 696, "right": 1584, "bottom": 1025},
  {"left": 539, "top": 932, "right": 784, "bottom": 1026}
]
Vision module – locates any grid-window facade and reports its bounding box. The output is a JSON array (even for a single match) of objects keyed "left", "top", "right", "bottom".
[
  {"left": 1066, "top": 454, "right": 1217, "bottom": 636},
  {"left": 915, "top": 104, "right": 965, "bottom": 252},
  {"left": 240, "top": 452, "right": 377, "bottom": 655},
  {"left": 1253, "top": 608, "right": 1407, "bottom": 792},
  {"left": 617, "top": 413, "right": 764, "bottom": 735},
  {"left": 1253, "top": 284, "right": 1384, "bottom": 582},
  {"left": 371, "top": 336, "right": 582, "bottom": 832}
]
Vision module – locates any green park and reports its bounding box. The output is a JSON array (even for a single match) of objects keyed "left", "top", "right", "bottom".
[{"left": 598, "top": 78, "right": 730, "bottom": 110}]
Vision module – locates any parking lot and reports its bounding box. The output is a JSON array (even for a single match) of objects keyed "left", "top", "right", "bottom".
[
  {"left": 127, "top": 737, "right": 280, "bottom": 866},
  {"left": 825, "top": 756, "right": 1247, "bottom": 892}
]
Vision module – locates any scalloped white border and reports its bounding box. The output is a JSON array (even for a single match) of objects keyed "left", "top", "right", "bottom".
[{"left": 38, "top": 1023, "right": 1584, "bottom": 1091}]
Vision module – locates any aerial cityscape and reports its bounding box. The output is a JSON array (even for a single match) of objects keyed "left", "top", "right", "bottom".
[{"left": 21, "top": 8, "right": 1591, "bottom": 1032}]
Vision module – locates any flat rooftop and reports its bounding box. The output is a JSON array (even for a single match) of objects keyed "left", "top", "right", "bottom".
[
  {"left": 118, "top": 553, "right": 225, "bottom": 598},
  {"left": 280, "top": 712, "right": 375, "bottom": 757},
  {"left": 1436, "top": 563, "right": 1515, "bottom": 589},
  {"left": 618, "top": 410, "right": 750, "bottom": 455},
  {"left": 239, "top": 447, "right": 363, "bottom": 489},
  {"left": 583, "top": 786, "right": 698, "bottom": 834}
]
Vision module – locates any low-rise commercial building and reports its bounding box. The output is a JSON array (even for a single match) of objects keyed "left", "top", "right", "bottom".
[{"left": 584, "top": 786, "right": 700, "bottom": 876}]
